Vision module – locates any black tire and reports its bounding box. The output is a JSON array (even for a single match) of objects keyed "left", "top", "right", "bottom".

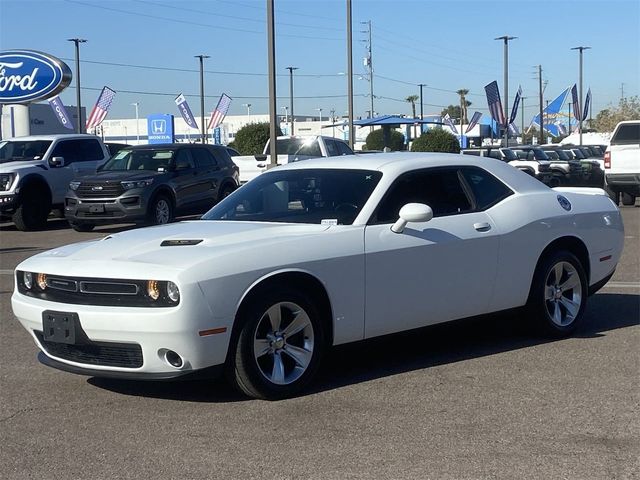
[
  {"left": 526, "top": 250, "right": 588, "bottom": 338},
  {"left": 621, "top": 192, "right": 636, "bottom": 206},
  {"left": 147, "top": 194, "right": 173, "bottom": 225},
  {"left": 229, "top": 286, "right": 325, "bottom": 400},
  {"left": 12, "top": 187, "right": 51, "bottom": 231},
  {"left": 604, "top": 182, "right": 619, "bottom": 205},
  {"left": 217, "top": 184, "right": 235, "bottom": 203},
  {"left": 69, "top": 222, "right": 95, "bottom": 232}
]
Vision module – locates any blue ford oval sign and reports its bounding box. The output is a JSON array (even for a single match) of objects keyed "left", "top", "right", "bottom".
[{"left": 0, "top": 50, "right": 72, "bottom": 104}]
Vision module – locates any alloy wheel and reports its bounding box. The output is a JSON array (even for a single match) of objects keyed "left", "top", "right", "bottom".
[{"left": 544, "top": 261, "right": 582, "bottom": 327}]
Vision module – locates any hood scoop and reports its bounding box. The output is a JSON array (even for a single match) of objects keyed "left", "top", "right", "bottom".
[{"left": 160, "top": 239, "right": 203, "bottom": 247}]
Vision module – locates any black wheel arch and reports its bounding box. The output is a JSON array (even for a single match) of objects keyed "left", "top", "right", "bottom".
[
  {"left": 17, "top": 173, "right": 52, "bottom": 203},
  {"left": 530, "top": 236, "right": 591, "bottom": 296},
  {"left": 149, "top": 186, "right": 175, "bottom": 208}
]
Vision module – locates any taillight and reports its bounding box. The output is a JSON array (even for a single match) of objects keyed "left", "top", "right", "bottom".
[{"left": 604, "top": 150, "right": 611, "bottom": 169}]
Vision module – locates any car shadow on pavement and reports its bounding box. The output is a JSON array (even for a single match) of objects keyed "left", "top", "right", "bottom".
[{"left": 87, "top": 292, "right": 639, "bottom": 402}]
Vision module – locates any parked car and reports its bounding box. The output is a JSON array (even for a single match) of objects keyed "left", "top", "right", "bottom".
[
  {"left": 540, "top": 148, "right": 587, "bottom": 185},
  {"left": 0, "top": 134, "right": 110, "bottom": 230},
  {"left": 604, "top": 120, "right": 640, "bottom": 205},
  {"left": 543, "top": 145, "right": 603, "bottom": 186},
  {"left": 12, "top": 153, "right": 623, "bottom": 399},
  {"left": 461, "top": 147, "right": 553, "bottom": 184},
  {"left": 64, "top": 143, "right": 239, "bottom": 231}
]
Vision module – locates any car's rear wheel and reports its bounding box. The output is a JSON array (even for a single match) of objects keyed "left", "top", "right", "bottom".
[
  {"left": 148, "top": 195, "right": 173, "bottom": 225},
  {"left": 217, "top": 184, "right": 235, "bottom": 203},
  {"left": 230, "top": 287, "right": 325, "bottom": 400},
  {"left": 621, "top": 192, "right": 636, "bottom": 206},
  {"left": 604, "top": 182, "right": 619, "bottom": 205},
  {"left": 526, "top": 250, "right": 587, "bottom": 337}
]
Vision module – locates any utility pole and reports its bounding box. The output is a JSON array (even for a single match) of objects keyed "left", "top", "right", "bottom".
[
  {"left": 131, "top": 102, "right": 139, "bottom": 143},
  {"left": 330, "top": 108, "right": 336, "bottom": 138},
  {"left": 495, "top": 36, "right": 517, "bottom": 146},
  {"left": 521, "top": 96, "right": 526, "bottom": 141},
  {"left": 571, "top": 46, "right": 591, "bottom": 146},
  {"left": 286, "top": 66, "right": 298, "bottom": 136},
  {"left": 195, "top": 54, "right": 210, "bottom": 144},
  {"left": 361, "top": 20, "right": 374, "bottom": 121},
  {"left": 537, "top": 65, "right": 544, "bottom": 145},
  {"left": 67, "top": 38, "right": 87, "bottom": 133},
  {"left": 347, "top": 0, "right": 354, "bottom": 150},
  {"left": 267, "top": 0, "right": 278, "bottom": 166}
]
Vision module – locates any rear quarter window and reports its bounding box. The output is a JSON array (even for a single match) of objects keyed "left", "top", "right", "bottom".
[{"left": 461, "top": 167, "right": 513, "bottom": 210}]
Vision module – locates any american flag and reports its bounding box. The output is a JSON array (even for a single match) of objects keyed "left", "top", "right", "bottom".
[
  {"left": 509, "top": 85, "right": 522, "bottom": 125},
  {"left": 571, "top": 84, "right": 582, "bottom": 121},
  {"left": 207, "top": 93, "right": 232, "bottom": 130},
  {"left": 484, "top": 81, "right": 505, "bottom": 127},
  {"left": 86, "top": 86, "right": 116, "bottom": 130},
  {"left": 465, "top": 111, "right": 482, "bottom": 134},
  {"left": 583, "top": 88, "right": 591, "bottom": 121}
]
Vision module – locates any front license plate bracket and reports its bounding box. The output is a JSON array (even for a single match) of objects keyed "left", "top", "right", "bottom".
[{"left": 42, "top": 311, "right": 80, "bottom": 344}]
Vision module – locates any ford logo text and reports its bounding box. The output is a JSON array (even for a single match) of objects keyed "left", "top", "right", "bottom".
[{"left": 0, "top": 50, "right": 72, "bottom": 104}]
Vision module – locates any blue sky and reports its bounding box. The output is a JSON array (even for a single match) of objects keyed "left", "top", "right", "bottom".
[{"left": 1, "top": 0, "right": 638, "bottom": 122}]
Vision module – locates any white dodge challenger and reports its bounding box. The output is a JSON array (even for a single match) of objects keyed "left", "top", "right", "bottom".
[{"left": 12, "top": 153, "right": 624, "bottom": 399}]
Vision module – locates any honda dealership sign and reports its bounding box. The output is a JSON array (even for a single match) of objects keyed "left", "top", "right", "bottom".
[
  {"left": 0, "top": 50, "right": 72, "bottom": 104},
  {"left": 147, "top": 113, "right": 174, "bottom": 144}
]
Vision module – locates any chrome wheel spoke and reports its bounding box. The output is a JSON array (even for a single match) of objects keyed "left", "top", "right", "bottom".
[
  {"left": 266, "top": 304, "right": 282, "bottom": 332},
  {"left": 254, "top": 338, "right": 271, "bottom": 358},
  {"left": 560, "top": 273, "right": 579, "bottom": 292},
  {"left": 282, "top": 344, "right": 312, "bottom": 368},
  {"left": 282, "top": 310, "right": 311, "bottom": 338},
  {"left": 553, "top": 263, "right": 564, "bottom": 284},
  {"left": 271, "top": 352, "right": 285, "bottom": 384},
  {"left": 553, "top": 302, "right": 563, "bottom": 325},
  {"left": 560, "top": 296, "right": 580, "bottom": 319},
  {"left": 545, "top": 285, "right": 556, "bottom": 301}
]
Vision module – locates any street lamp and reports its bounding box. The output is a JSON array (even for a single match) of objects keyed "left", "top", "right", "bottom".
[
  {"left": 571, "top": 46, "right": 591, "bottom": 145},
  {"left": 418, "top": 83, "right": 426, "bottom": 120},
  {"left": 316, "top": 108, "right": 322, "bottom": 124},
  {"left": 131, "top": 102, "right": 139, "bottom": 144},
  {"left": 568, "top": 102, "right": 572, "bottom": 134},
  {"left": 195, "top": 54, "right": 210, "bottom": 144},
  {"left": 286, "top": 66, "right": 298, "bottom": 136},
  {"left": 67, "top": 38, "right": 87, "bottom": 133},
  {"left": 242, "top": 103, "right": 252, "bottom": 122},
  {"left": 495, "top": 35, "right": 517, "bottom": 146},
  {"left": 330, "top": 108, "right": 336, "bottom": 138}
]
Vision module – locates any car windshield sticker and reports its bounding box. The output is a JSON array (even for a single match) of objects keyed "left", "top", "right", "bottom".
[{"left": 557, "top": 195, "right": 572, "bottom": 211}]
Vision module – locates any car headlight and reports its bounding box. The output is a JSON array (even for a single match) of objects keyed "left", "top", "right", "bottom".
[
  {"left": 23, "top": 271, "right": 33, "bottom": 289},
  {"left": 0, "top": 173, "right": 15, "bottom": 191},
  {"left": 122, "top": 178, "right": 154, "bottom": 190},
  {"left": 69, "top": 181, "right": 81, "bottom": 191},
  {"left": 147, "top": 280, "right": 180, "bottom": 304},
  {"left": 166, "top": 281, "right": 180, "bottom": 303}
]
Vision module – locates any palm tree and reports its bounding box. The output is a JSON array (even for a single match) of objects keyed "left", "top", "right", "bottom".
[
  {"left": 456, "top": 89, "right": 470, "bottom": 124},
  {"left": 406, "top": 94, "right": 419, "bottom": 138}
]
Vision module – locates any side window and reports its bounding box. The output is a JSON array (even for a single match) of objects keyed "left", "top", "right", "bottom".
[
  {"left": 50, "top": 141, "right": 80, "bottom": 164},
  {"left": 324, "top": 139, "right": 339, "bottom": 157},
  {"left": 488, "top": 151, "right": 501, "bottom": 159},
  {"left": 191, "top": 148, "right": 216, "bottom": 168},
  {"left": 336, "top": 140, "right": 354, "bottom": 155},
  {"left": 174, "top": 149, "right": 195, "bottom": 170},
  {"left": 461, "top": 167, "right": 513, "bottom": 210},
  {"left": 373, "top": 168, "right": 472, "bottom": 223},
  {"left": 78, "top": 139, "right": 104, "bottom": 161}
]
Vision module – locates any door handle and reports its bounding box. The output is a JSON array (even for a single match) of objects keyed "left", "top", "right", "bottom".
[{"left": 473, "top": 222, "right": 492, "bottom": 232}]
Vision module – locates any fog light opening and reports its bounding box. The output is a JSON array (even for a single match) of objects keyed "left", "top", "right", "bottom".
[{"left": 164, "top": 350, "right": 183, "bottom": 369}]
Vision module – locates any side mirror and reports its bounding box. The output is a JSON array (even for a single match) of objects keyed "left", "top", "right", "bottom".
[
  {"left": 391, "top": 203, "right": 433, "bottom": 233},
  {"left": 49, "top": 156, "right": 65, "bottom": 168}
]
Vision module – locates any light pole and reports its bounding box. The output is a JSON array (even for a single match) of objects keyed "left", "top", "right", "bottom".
[
  {"left": 571, "top": 46, "right": 591, "bottom": 145},
  {"left": 330, "top": 108, "right": 336, "bottom": 138},
  {"left": 495, "top": 35, "right": 517, "bottom": 146},
  {"left": 67, "top": 38, "right": 87, "bottom": 133},
  {"left": 286, "top": 66, "right": 298, "bottom": 136},
  {"left": 316, "top": 108, "right": 322, "bottom": 124},
  {"left": 131, "top": 102, "right": 139, "bottom": 144},
  {"left": 282, "top": 106, "right": 289, "bottom": 134},
  {"left": 418, "top": 83, "right": 426, "bottom": 120},
  {"left": 568, "top": 102, "right": 572, "bottom": 134},
  {"left": 346, "top": 0, "right": 354, "bottom": 150},
  {"left": 242, "top": 103, "right": 252, "bottom": 122},
  {"left": 195, "top": 54, "right": 210, "bottom": 144}
]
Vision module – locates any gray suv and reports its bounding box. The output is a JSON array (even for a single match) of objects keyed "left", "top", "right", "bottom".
[{"left": 64, "top": 143, "right": 239, "bottom": 231}]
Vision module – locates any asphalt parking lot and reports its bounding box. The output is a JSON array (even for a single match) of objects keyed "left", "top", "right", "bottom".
[{"left": 0, "top": 207, "right": 638, "bottom": 480}]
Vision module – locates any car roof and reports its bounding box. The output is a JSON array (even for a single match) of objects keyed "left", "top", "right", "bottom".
[
  {"left": 4, "top": 134, "right": 102, "bottom": 141},
  {"left": 275, "top": 151, "right": 549, "bottom": 193}
]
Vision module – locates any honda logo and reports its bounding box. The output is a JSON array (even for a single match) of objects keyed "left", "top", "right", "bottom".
[{"left": 152, "top": 119, "right": 166, "bottom": 134}]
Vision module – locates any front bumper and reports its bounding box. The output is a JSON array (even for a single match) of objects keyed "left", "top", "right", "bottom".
[
  {"left": 64, "top": 191, "right": 150, "bottom": 224},
  {"left": 0, "top": 193, "right": 18, "bottom": 214},
  {"left": 11, "top": 287, "right": 231, "bottom": 378}
]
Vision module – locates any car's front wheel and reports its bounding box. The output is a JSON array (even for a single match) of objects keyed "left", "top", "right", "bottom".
[
  {"left": 147, "top": 194, "right": 173, "bottom": 225},
  {"left": 527, "top": 250, "right": 587, "bottom": 337},
  {"left": 230, "top": 287, "right": 325, "bottom": 400}
]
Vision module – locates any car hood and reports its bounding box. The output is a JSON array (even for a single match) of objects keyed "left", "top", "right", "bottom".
[
  {"left": 78, "top": 170, "right": 168, "bottom": 182},
  {"left": 21, "top": 221, "right": 333, "bottom": 277}
]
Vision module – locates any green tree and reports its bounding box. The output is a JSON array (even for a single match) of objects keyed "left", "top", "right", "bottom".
[
  {"left": 441, "top": 105, "right": 461, "bottom": 119},
  {"left": 411, "top": 128, "right": 460, "bottom": 153},
  {"left": 233, "top": 122, "right": 283, "bottom": 155},
  {"left": 592, "top": 96, "right": 640, "bottom": 132},
  {"left": 365, "top": 128, "right": 405, "bottom": 151}
]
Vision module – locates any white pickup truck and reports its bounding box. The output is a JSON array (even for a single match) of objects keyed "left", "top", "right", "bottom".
[
  {"left": 604, "top": 120, "right": 640, "bottom": 206},
  {"left": 233, "top": 135, "right": 354, "bottom": 183}
]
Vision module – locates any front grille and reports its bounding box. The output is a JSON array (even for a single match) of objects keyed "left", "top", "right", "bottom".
[
  {"left": 35, "top": 331, "right": 143, "bottom": 368},
  {"left": 76, "top": 182, "right": 123, "bottom": 199},
  {"left": 538, "top": 164, "right": 551, "bottom": 172}
]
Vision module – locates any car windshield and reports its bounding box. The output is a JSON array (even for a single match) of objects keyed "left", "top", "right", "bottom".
[
  {"left": 275, "top": 137, "right": 322, "bottom": 158},
  {"left": 500, "top": 149, "right": 518, "bottom": 160},
  {"left": 0, "top": 140, "right": 52, "bottom": 164},
  {"left": 100, "top": 149, "right": 174, "bottom": 171},
  {"left": 544, "top": 151, "right": 560, "bottom": 160},
  {"left": 203, "top": 168, "right": 382, "bottom": 225}
]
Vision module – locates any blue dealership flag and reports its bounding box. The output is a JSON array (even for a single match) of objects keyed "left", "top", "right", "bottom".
[
  {"left": 174, "top": 93, "right": 199, "bottom": 130},
  {"left": 47, "top": 96, "right": 74, "bottom": 130},
  {"left": 484, "top": 81, "right": 505, "bottom": 127},
  {"left": 509, "top": 85, "right": 522, "bottom": 125},
  {"left": 465, "top": 111, "right": 482, "bottom": 134},
  {"left": 583, "top": 88, "right": 591, "bottom": 121},
  {"left": 443, "top": 113, "right": 458, "bottom": 134},
  {"left": 571, "top": 84, "right": 582, "bottom": 121}
]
